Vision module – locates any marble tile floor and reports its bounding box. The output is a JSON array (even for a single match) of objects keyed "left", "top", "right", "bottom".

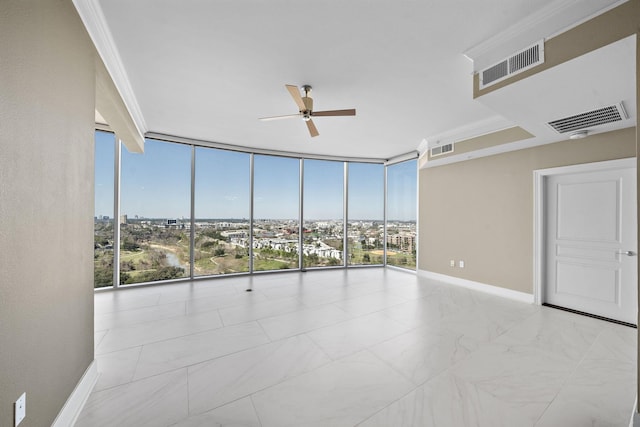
[{"left": 78, "top": 268, "right": 637, "bottom": 427}]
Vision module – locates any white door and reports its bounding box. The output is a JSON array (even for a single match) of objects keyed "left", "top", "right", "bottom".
[{"left": 545, "top": 164, "right": 637, "bottom": 324}]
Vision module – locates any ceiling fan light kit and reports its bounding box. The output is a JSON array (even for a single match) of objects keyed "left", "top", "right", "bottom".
[{"left": 260, "top": 84, "right": 356, "bottom": 137}]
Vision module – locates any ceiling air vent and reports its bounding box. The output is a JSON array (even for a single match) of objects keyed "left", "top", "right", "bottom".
[
  {"left": 430, "top": 143, "right": 453, "bottom": 157},
  {"left": 482, "top": 60, "right": 509, "bottom": 87},
  {"left": 479, "top": 40, "right": 545, "bottom": 89},
  {"left": 547, "top": 103, "right": 628, "bottom": 134}
]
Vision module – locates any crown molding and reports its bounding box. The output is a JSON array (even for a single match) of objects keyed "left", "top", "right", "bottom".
[
  {"left": 463, "top": 0, "right": 629, "bottom": 72},
  {"left": 420, "top": 115, "right": 513, "bottom": 152},
  {"left": 73, "top": 0, "right": 147, "bottom": 135},
  {"left": 417, "top": 138, "right": 430, "bottom": 155}
]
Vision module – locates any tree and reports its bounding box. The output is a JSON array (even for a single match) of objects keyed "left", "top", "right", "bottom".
[
  {"left": 94, "top": 267, "right": 113, "bottom": 287},
  {"left": 120, "top": 260, "right": 135, "bottom": 272},
  {"left": 119, "top": 271, "right": 131, "bottom": 285},
  {"left": 214, "top": 248, "right": 225, "bottom": 257},
  {"left": 202, "top": 229, "right": 225, "bottom": 240},
  {"left": 234, "top": 247, "right": 248, "bottom": 259},
  {"left": 327, "top": 257, "right": 341, "bottom": 266},
  {"left": 122, "top": 239, "right": 140, "bottom": 251},
  {"left": 304, "top": 253, "right": 319, "bottom": 267},
  {"left": 125, "top": 266, "right": 184, "bottom": 284},
  {"left": 148, "top": 250, "right": 166, "bottom": 268},
  {"left": 200, "top": 240, "right": 217, "bottom": 251},
  {"left": 94, "top": 235, "right": 110, "bottom": 247}
]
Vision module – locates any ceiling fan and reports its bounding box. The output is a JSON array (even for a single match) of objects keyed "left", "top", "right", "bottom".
[{"left": 259, "top": 85, "right": 356, "bottom": 137}]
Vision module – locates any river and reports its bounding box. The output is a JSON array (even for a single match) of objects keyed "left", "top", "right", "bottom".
[{"left": 164, "top": 251, "right": 185, "bottom": 269}]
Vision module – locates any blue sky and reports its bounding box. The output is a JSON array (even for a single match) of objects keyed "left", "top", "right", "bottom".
[
  {"left": 196, "top": 147, "right": 250, "bottom": 219},
  {"left": 303, "top": 159, "right": 344, "bottom": 220},
  {"left": 95, "top": 132, "right": 416, "bottom": 221}
]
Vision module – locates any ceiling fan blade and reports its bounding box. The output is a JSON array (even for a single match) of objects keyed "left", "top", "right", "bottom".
[
  {"left": 259, "top": 113, "right": 301, "bottom": 121},
  {"left": 286, "top": 85, "right": 306, "bottom": 111},
  {"left": 311, "top": 109, "right": 356, "bottom": 117},
  {"left": 306, "top": 119, "right": 319, "bottom": 137}
]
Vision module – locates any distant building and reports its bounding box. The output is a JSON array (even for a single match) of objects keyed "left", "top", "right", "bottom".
[
  {"left": 165, "top": 219, "right": 190, "bottom": 230},
  {"left": 222, "top": 231, "right": 247, "bottom": 242},
  {"left": 250, "top": 238, "right": 342, "bottom": 260},
  {"left": 119, "top": 214, "right": 128, "bottom": 224},
  {"left": 302, "top": 242, "right": 342, "bottom": 260},
  {"left": 386, "top": 233, "right": 416, "bottom": 252}
]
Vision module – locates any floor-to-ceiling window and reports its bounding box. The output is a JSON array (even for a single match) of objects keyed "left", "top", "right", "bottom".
[
  {"left": 94, "top": 131, "right": 116, "bottom": 288},
  {"left": 119, "top": 139, "right": 192, "bottom": 284},
  {"left": 302, "top": 159, "right": 344, "bottom": 268},
  {"left": 94, "top": 130, "right": 418, "bottom": 287},
  {"left": 386, "top": 159, "right": 417, "bottom": 269},
  {"left": 347, "top": 163, "right": 384, "bottom": 265},
  {"left": 194, "top": 148, "right": 250, "bottom": 276},
  {"left": 253, "top": 155, "right": 300, "bottom": 271}
]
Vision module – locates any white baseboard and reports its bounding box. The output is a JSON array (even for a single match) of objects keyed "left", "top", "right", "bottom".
[
  {"left": 52, "top": 360, "right": 98, "bottom": 427},
  {"left": 418, "top": 270, "right": 534, "bottom": 304},
  {"left": 630, "top": 397, "right": 639, "bottom": 427}
]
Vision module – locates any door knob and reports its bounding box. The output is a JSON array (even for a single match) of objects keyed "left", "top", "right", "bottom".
[{"left": 617, "top": 250, "right": 636, "bottom": 256}]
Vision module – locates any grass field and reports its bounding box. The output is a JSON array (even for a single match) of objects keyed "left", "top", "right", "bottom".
[
  {"left": 386, "top": 250, "right": 416, "bottom": 269},
  {"left": 96, "top": 235, "right": 415, "bottom": 287},
  {"left": 195, "top": 253, "right": 250, "bottom": 275}
]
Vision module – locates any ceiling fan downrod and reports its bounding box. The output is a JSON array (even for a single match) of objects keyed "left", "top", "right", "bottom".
[{"left": 301, "top": 85, "right": 313, "bottom": 120}]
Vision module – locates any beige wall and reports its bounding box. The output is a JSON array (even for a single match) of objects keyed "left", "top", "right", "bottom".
[
  {"left": 419, "top": 127, "right": 636, "bottom": 293},
  {"left": 427, "top": 126, "right": 534, "bottom": 162},
  {"left": 0, "top": 1, "right": 95, "bottom": 426}
]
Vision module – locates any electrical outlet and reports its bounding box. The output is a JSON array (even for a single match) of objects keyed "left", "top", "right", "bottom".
[
  {"left": 449, "top": 259, "right": 455, "bottom": 267},
  {"left": 459, "top": 260, "right": 465, "bottom": 268},
  {"left": 14, "top": 392, "right": 25, "bottom": 426}
]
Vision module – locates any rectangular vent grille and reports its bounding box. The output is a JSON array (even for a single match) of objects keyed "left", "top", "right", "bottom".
[
  {"left": 510, "top": 43, "right": 539, "bottom": 73},
  {"left": 480, "top": 40, "right": 545, "bottom": 89},
  {"left": 482, "top": 61, "right": 508, "bottom": 86},
  {"left": 430, "top": 143, "right": 454, "bottom": 157},
  {"left": 547, "top": 104, "right": 627, "bottom": 134}
]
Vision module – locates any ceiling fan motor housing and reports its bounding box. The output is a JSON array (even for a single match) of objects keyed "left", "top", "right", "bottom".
[{"left": 302, "top": 96, "right": 313, "bottom": 119}]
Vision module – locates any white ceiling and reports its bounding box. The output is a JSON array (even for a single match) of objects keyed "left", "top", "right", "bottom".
[{"left": 78, "top": 0, "right": 634, "bottom": 160}]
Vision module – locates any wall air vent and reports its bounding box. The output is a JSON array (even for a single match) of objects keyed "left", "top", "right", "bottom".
[
  {"left": 479, "top": 40, "right": 545, "bottom": 89},
  {"left": 430, "top": 143, "right": 453, "bottom": 157},
  {"left": 547, "top": 103, "right": 628, "bottom": 134}
]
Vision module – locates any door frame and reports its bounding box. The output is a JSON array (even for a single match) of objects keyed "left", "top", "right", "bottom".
[{"left": 533, "top": 157, "right": 636, "bottom": 306}]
